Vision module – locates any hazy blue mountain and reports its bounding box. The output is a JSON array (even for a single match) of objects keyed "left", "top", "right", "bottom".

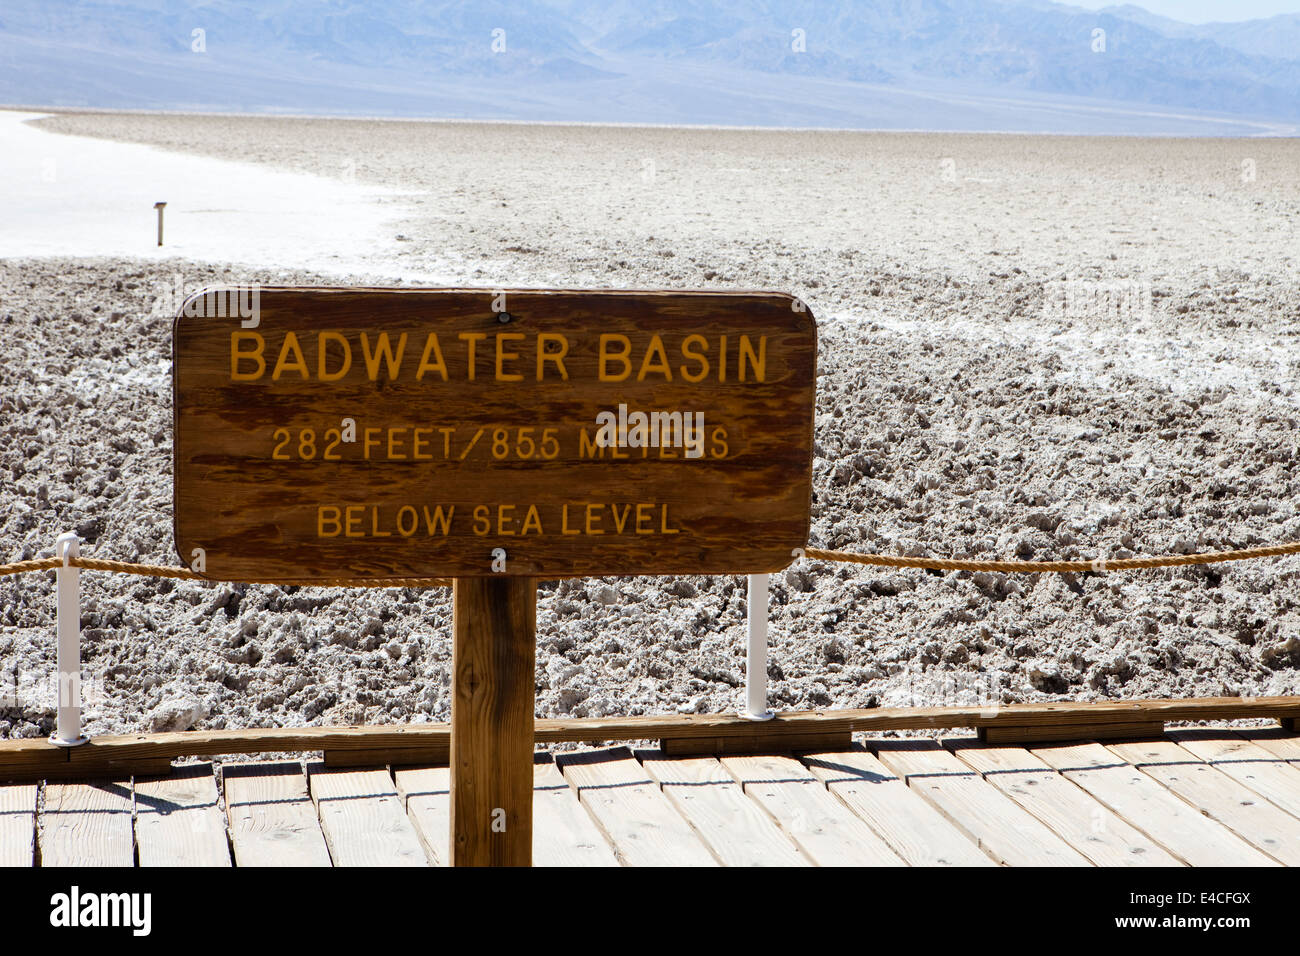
[{"left": 1, "top": 0, "right": 1297, "bottom": 133}]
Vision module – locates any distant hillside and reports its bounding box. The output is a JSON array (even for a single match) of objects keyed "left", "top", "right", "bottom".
[{"left": 1, "top": 0, "right": 1297, "bottom": 134}]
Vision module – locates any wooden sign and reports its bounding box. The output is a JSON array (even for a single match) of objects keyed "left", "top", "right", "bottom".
[{"left": 172, "top": 287, "right": 816, "bottom": 582}]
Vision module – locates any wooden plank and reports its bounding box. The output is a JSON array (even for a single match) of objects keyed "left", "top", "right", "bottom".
[
  {"left": 1170, "top": 730, "right": 1300, "bottom": 820},
  {"left": 1110, "top": 737, "right": 1300, "bottom": 863},
  {"left": 224, "top": 761, "right": 333, "bottom": 868},
  {"left": 172, "top": 287, "right": 817, "bottom": 581},
  {"left": 40, "top": 781, "right": 134, "bottom": 867},
  {"left": 872, "top": 741, "right": 1090, "bottom": 867},
  {"left": 801, "top": 747, "right": 994, "bottom": 867},
  {"left": 720, "top": 753, "right": 905, "bottom": 866},
  {"left": 1031, "top": 742, "right": 1278, "bottom": 867},
  {"left": 979, "top": 721, "right": 1162, "bottom": 745},
  {"left": 1241, "top": 729, "right": 1300, "bottom": 763},
  {"left": 533, "top": 755, "right": 620, "bottom": 867},
  {"left": 398, "top": 758, "right": 622, "bottom": 867},
  {"left": 557, "top": 747, "right": 718, "bottom": 867},
  {"left": 324, "top": 743, "right": 449, "bottom": 768},
  {"left": 639, "top": 751, "right": 808, "bottom": 866},
  {"left": 0, "top": 784, "right": 37, "bottom": 867},
  {"left": 394, "top": 766, "right": 450, "bottom": 867},
  {"left": 947, "top": 741, "right": 1183, "bottom": 867},
  {"left": 134, "top": 764, "right": 231, "bottom": 867},
  {"left": 660, "top": 731, "right": 851, "bottom": 756},
  {"left": 451, "top": 576, "right": 535, "bottom": 867},
  {"left": 0, "top": 696, "right": 1298, "bottom": 779},
  {"left": 309, "top": 765, "right": 428, "bottom": 866}
]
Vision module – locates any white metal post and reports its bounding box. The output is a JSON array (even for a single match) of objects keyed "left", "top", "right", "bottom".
[
  {"left": 51, "top": 531, "right": 87, "bottom": 746},
  {"left": 742, "top": 572, "right": 774, "bottom": 720}
]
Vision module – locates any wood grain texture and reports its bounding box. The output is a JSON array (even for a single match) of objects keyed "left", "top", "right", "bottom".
[
  {"left": 395, "top": 766, "right": 451, "bottom": 866},
  {"left": 398, "top": 758, "right": 621, "bottom": 867},
  {"left": 872, "top": 741, "right": 1091, "bottom": 867},
  {"left": 134, "top": 764, "right": 231, "bottom": 867},
  {"left": 1108, "top": 738, "right": 1300, "bottom": 864},
  {"left": 557, "top": 747, "right": 718, "bottom": 867},
  {"left": 224, "top": 761, "right": 332, "bottom": 867},
  {"left": 309, "top": 765, "right": 428, "bottom": 866},
  {"left": 450, "top": 577, "right": 535, "bottom": 867},
  {"left": 979, "top": 721, "right": 1163, "bottom": 745},
  {"left": 0, "top": 784, "right": 37, "bottom": 867},
  {"left": 638, "top": 751, "right": 809, "bottom": 866},
  {"left": 947, "top": 741, "right": 1182, "bottom": 867},
  {"left": 801, "top": 747, "right": 994, "bottom": 867},
  {"left": 720, "top": 753, "right": 905, "bottom": 866},
  {"left": 532, "top": 755, "right": 620, "bottom": 867},
  {"left": 2, "top": 698, "right": 1297, "bottom": 778},
  {"left": 1170, "top": 731, "right": 1300, "bottom": 820},
  {"left": 1242, "top": 729, "right": 1300, "bottom": 763},
  {"left": 40, "top": 781, "right": 134, "bottom": 867},
  {"left": 173, "top": 287, "right": 816, "bottom": 581},
  {"left": 1030, "top": 742, "right": 1277, "bottom": 867}
]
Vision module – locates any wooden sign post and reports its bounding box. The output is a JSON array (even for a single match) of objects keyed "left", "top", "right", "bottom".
[{"left": 172, "top": 287, "right": 816, "bottom": 866}]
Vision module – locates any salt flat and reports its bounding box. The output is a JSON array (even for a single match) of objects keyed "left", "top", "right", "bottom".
[{"left": 0, "top": 111, "right": 1296, "bottom": 740}]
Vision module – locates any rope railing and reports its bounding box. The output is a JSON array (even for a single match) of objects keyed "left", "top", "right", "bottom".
[
  {"left": 3, "top": 539, "right": 1298, "bottom": 584},
  {"left": 4, "top": 527, "right": 1299, "bottom": 749}
]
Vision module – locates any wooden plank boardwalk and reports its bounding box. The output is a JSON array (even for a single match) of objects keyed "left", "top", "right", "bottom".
[{"left": 6, "top": 728, "right": 1299, "bottom": 866}]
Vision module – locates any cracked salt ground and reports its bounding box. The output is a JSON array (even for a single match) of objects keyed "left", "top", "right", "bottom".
[{"left": 1, "top": 116, "right": 1298, "bottom": 743}]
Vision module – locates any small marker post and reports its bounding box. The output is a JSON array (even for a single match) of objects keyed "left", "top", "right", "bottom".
[{"left": 154, "top": 201, "right": 167, "bottom": 246}]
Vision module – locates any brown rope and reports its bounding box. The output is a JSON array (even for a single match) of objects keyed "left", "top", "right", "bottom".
[
  {"left": 0, "top": 555, "right": 451, "bottom": 588},
  {"left": 2, "top": 540, "right": 1298, "bottom": 585},
  {"left": 803, "top": 540, "right": 1300, "bottom": 573}
]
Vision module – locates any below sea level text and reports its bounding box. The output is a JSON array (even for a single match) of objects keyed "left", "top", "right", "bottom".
[{"left": 317, "top": 502, "right": 681, "bottom": 538}]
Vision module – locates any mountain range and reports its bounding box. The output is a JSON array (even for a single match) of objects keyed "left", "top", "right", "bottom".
[{"left": 2, "top": 0, "right": 1298, "bottom": 134}]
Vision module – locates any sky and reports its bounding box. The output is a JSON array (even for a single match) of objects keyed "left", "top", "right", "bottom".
[{"left": 1074, "top": 1, "right": 1300, "bottom": 22}]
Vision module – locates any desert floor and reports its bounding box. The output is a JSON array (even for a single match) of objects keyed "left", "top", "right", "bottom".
[{"left": 1, "top": 111, "right": 1297, "bottom": 740}]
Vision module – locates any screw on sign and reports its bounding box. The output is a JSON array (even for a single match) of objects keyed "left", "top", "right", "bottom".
[{"left": 171, "top": 286, "right": 817, "bottom": 866}]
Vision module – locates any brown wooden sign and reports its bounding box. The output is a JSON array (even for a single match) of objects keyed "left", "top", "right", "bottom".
[{"left": 172, "top": 287, "right": 815, "bottom": 582}]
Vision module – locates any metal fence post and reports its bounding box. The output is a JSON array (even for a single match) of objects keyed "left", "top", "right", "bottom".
[
  {"left": 742, "top": 573, "right": 774, "bottom": 720},
  {"left": 50, "top": 531, "right": 87, "bottom": 747}
]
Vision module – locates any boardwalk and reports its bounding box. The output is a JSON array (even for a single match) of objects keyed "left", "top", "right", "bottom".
[{"left": 4, "top": 728, "right": 1299, "bottom": 866}]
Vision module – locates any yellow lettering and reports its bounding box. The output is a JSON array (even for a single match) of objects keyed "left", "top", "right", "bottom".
[
  {"left": 387, "top": 428, "right": 407, "bottom": 460},
  {"left": 497, "top": 504, "right": 517, "bottom": 535},
  {"left": 661, "top": 504, "right": 680, "bottom": 534},
  {"left": 412, "top": 428, "right": 432, "bottom": 460},
  {"left": 423, "top": 505, "right": 454, "bottom": 535},
  {"left": 459, "top": 332, "right": 486, "bottom": 380},
  {"left": 537, "top": 333, "right": 570, "bottom": 381},
  {"left": 599, "top": 334, "right": 632, "bottom": 382},
  {"left": 345, "top": 505, "right": 363, "bottom": 537},
  {"left": 416, "top": 333, "right": 448, "bottom": 381},
  {"left": 396, "top": 506, "right": 418, "bottom": 537},
  {"left": 579, "top": 429, "right": 605, "bottom": 459},
  {"left": 363, "top": 427, "right": 380, "bottom": 460},
  {"left": 317, "top": 331, "right": 352, "bottom": 381},
  {"left": 679, "top": 333, "right": 709, "bottom": 383},
  {"left": 636, "top": 503, "right": 654, "bottom": 534},
  {"left": 585, "top": 504, "right": 604, "bottom": 535},
  {"left": 370, "top": 507, "right": 390, "bottom": 537},
  {"left": 359, "top": 332, "right": 407, "bottom": 380},
  {"left": 739, "top": 335, "right": 767, "bottom": 382},
  {"left": 472, "top": 505, "right": 490, "bottom": 535},
  {"left": 561, "top": 504, "right": 580, "bottom": 535},
  {"left": 230, "top": 331, "right": 266, "bottom": 380},
  {"left": 495, "top": 332, "right": 525, "bottom": 382},
  {"left": 521, "top": 505, "right": 543, "bottom": 535},
  {"left": 317, "top": 505, "right": 341, "bottom": 537},
  {"left": 611, "top": 505, "right": 632, "bottom": 534},
  {"left": 636, "top": 334, "right": 673, "bottom": 382},
  {"left": 272, "top": 331, "right": 309, "bottom": 380}
]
